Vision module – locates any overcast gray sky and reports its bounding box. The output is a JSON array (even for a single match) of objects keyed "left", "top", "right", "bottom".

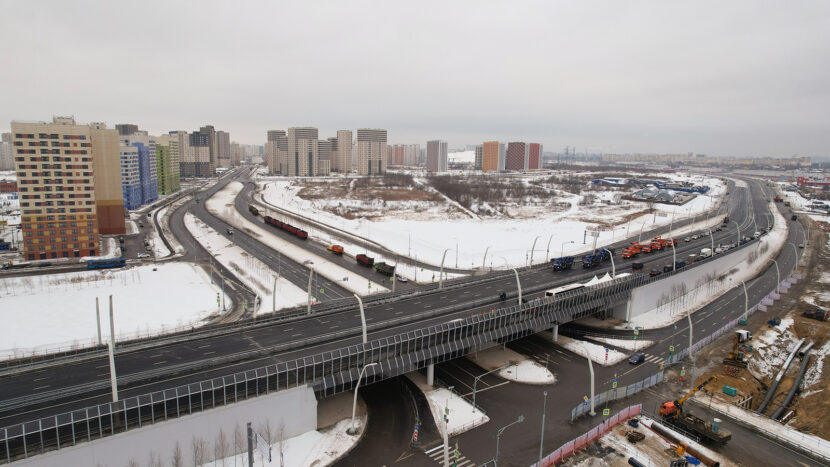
[{"left": 1, "top": 1, "right": 828, "bottom": 157}]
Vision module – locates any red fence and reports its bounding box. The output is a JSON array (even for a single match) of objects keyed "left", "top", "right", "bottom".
[{"left": 533, "top": 404, "right": 642, "bottom": 467}]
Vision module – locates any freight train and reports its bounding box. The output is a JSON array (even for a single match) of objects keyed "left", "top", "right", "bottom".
[{"left": 263, "top": 215, "right": 308, "bottom": 240}]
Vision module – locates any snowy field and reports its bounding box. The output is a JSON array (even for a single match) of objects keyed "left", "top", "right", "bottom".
[
  {"left": 553, "top": 335, "right": 629, "bottom": 366},
  {"left": 184, "top": 213, "right": 309, "bottom": 314},
  {"left": 0, "top": 263, "right": 223, "bottom": 358},
  {"left": 777, "top": 183, "right": 830, "bottom": 223},
  {"left": 468, "top": 346, "right": 556, "bottom": 384},
  {"left": 206, "top": 182, "right": 388, "bottom": 295},
  {"left": 260, "top": 173, "right": 725, "bottom": 270}
]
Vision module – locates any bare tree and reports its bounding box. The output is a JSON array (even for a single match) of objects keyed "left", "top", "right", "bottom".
[
  {"left": 216, "top": 428, "right": 229, "bottom": 467},
  {"left": 260, "top": 419, "right": 274, "bottom": 445},
  {"left": 148, "top": 450, "right": 163, "bottom": 467},
  {"left": 126, "top": 460, "right": 139, "bottom": 467},
  {"left": 172, "top": 442, "right": 183, "bottom": 467},
  {"left": 192, "top": 436, "right": 207, "bottom": 467},
  {"left": 233, "top": 423, "right": 245, "bottom": 467}
]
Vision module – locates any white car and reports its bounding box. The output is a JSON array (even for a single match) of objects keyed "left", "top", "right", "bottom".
[
  {"left": 137, "top": 253, "right": 151, "bottom": 258},
  {"left": 684, "top": 237, "right": 691, "bottom": 242},
  {"left": 396, "top": 275, "right": 408, "bottom": 283}
]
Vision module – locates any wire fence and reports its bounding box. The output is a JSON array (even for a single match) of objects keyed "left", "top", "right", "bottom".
[{"left": 571, "top": 373, "right": 662, "bottom": 421}]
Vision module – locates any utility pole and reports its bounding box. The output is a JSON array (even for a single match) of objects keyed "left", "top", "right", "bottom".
[
  {"left": 272, "top": 275, "right": 277, "bottom": 313},
  {"left": 538, "top": 391, "right": 548, "bottom": 465},
  {"left": 96, "top": 297, "right": 102, "bottom": 345},
  {"left": 307, "top": 267, "right": 314, "bottom": 315},
  {"left": 108, "top": 295, "right": 118, "bottom": 402}
]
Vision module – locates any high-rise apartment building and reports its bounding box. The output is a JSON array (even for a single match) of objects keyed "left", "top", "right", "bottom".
[
  {"left": 120, "top": 132, "right": 159, "bottom": 206},
  {"left": 356, "top": 129, "right": 387, "bottom": 175},
  {"left": 199, "top": 125, "right": 217, "bottom": 171},
  {"left": 286, "top": 127, "right": 319, "bottom": 176},
  {"left": 155, "top": 135, "right": 181, "bottom": 195},
  {"left": 505, "top": 142, "right": 528, "bottom": 171},
  {"left": 317, "top": 139, "right": 332, "bottom": 175},
  {"left": 88, "top": 123, "right": 126, "bottom": 235},
  {"left": 216, "top": 130, "right": 231, "bottom": 168},
  {"left": 481, "top": 141, "right": 505, "bottom": 172},
  {"left": 119, "top": 144, "right": 142, "bottom": 210},
  {"left": 115, "top": 124, "right": 138, "bottom": 136},
  {"left": 404, "top": 144, "right": 420, "bottom": 166},
  {"left": 0, "top": 132, "right": 13, "bottom": 170},
  {"left": 11, "top": 117, "right": 125, "bottom": 259},
  {"left": 265, "top": 129, "right": 287, "bottom": 174},
  {"left": 528, "top": 143, "right": 543, "bottom": 170},
  {"left": 334, "top": 130, "right": 353, "bottom": 172},
  {"left": 474, "top": 145, "right": 483, "bottom": 171},
  {"left": 181, "top": 130, "right": 213, "bottom": 177},
  {"left": 426, "top": 140, "right": 448, "bottom": 172}
]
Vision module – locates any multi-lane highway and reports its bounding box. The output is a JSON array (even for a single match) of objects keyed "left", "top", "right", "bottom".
[{"left": 0, "top": 175, "right": 765, "bottom": 431}]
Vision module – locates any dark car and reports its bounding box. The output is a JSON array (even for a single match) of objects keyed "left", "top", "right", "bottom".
[
  {"left": 629, "top": 353, "right": 645, "bottom": 365},
  {"left": 631, "top": 262, "right": 644, "bottom": 271},
  {"left": 662, "top": 264, "right": 673, "bottom": 273},
  {"left": 791, "top": 215, "right": 797, "bottom": 221},
  {"left": 499, "top": 291, "right": 507, "bottom": 301},
  {"left": 649, "top": 269, "right": 661, "bottom": 277}
]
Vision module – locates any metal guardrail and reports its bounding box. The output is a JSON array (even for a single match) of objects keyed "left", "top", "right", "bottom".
[{"left": 570, "top": 372, "right": 663, "bottom": 421}]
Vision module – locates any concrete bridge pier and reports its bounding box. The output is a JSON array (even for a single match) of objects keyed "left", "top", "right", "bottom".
[
  {"left": 426, "top": 362, "right": 435, "bottom": 386},
  {"left": 551, "top": 324, "right": 559, "bottom": 342}
]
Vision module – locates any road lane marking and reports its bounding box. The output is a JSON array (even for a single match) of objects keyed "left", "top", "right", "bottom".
[
  {"left": 33, "top": 385, "right": 51, "bottom": 390},
  {"left": 153, "top": 361, "right": 166, "bottom": 366}
]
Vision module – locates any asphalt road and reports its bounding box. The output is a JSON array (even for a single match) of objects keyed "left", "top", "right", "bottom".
[
  {"left": 338, "top": 177, "right": 814, "bottom": 466},
  {"left": 0, "top": 177, "right": 763, "bottom": 428}
]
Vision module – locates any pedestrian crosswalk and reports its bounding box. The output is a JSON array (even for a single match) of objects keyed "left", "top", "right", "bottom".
[
  {"left": 424, "top": 443, "right": 476, "bottom": 467},
  {"left": 643, "top": 353, "right": 664, "bottom": 364}
]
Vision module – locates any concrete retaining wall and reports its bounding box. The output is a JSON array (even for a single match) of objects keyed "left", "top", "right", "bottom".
[{"left": 16, "top": 385, "right": 317, "bottom": 466}]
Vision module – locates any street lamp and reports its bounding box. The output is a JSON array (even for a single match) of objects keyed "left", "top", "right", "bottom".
[
  {"left": 560, "top": 240, "right": 575, "bottom": 258},
  {"left": 770, "top": 258, "right": 781, "bottom": 294},
  {"left": 529, "top": 236, "right": 541, "bottom": 270},
  {"left": 482, "top": 246, "right": 491, "bottom": 271},
  {"left": 687, "top": 308, "right": 694, "bottom": 393},
  {"left": 354, "top": 294, "right": 368, "bottom": 344},
  {"left": 348, "top": 362, "right": 378, "bottom": 435},
  {"left": 473, "top": 365, "right": 508, "bottom": 413},
  {"left": 495, "top": 415, "right": 524, "bottom": 467},
  {"left": 789, "top": 242, "right": 799, "bottom": 274},
  {"left": 731, "top": 220, "right": 741, "bottom": 245},
  {"left": 439, "top": 248, "right": 451, "bottom": 289},
  {"left": 598, "top": 248, "right": 615, "bottom": 278},
  {"left": 741, "top": 280, "right": 749, "bottom": 322},
  {"left": 638, "top": 222, "right": 647, "bottom": 243},
  {"left": 545, "top": 234, "right": 555, "bottom": 262}
]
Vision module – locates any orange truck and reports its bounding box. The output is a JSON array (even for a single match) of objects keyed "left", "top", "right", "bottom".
[
  {"left": 622, "top": 242, "right": 642, "bottom": 259},
  {"left": 327, "top": 244, "right": 344, "bottom": 255}
]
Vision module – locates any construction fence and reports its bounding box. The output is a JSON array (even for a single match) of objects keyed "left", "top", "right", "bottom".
[{"left": 537, "top": 404, "right": 642, "bottom": 467}]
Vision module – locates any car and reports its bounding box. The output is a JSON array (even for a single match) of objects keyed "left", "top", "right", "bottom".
[
  {"left": 137, "top": 253, "right": 150, "bottom": 258},
  {"left": 629, "top": 353, "right": 645, "bottom": 365},
  {"left": 499, "top": 290, "right": 507, "bottom": 300},
  {"left": 145, "top": 245, "right": 152, "bottom": 251},
  {"left": 691, "top": 234, "right": 699, "bottom": 240},
  {"left": 396, "top": 275, "right": 408, "bottom": 283},
  {"left": 649, "top": 269, "right": 661, "bottom": 277},
  {"left": 715, "top": 227, "right": 722, "bottom": 232},
  {"left": 147, "top": 213, "right": 152, "bottom": 218},
  {"left": 799, "top": 243, "right": 805, "bottom": 248},
  {"left": 662, "top": 264, "right": 673, "bottom": 273},
  {"left": 703, "top": 231, "right": 710, "bottom": 236},
  {"left": 118, "top": 236, "right": 125, "bottom": 244},
  {"left": 138, "top": 222, "right": 144, "bottom": 228},
  {"left": 631, "top": 262, "right": 644, "bottom": 271},
  {"left": 303, "top": 259, "right": 314, "bottom": 265}
]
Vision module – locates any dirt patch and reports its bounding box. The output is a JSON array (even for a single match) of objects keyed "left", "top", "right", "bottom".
[{"left": 690, "top": 222, "right": 830, "bottom": 437}]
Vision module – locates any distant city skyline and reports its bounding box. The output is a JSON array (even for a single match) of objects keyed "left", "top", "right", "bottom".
[{"left": 1, "top": 1, "right": 829, "bottom": 158}]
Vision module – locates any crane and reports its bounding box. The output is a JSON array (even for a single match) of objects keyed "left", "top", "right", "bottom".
[{"left": 659, "top": 376, "right": 716, "bottom": 418}]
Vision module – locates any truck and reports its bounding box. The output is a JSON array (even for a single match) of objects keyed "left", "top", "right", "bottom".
[
  {"left": 803, "top": 308, "right": 827, "bottom": 322},
  {"left": 551, "top": 256, "right": 574, "bottom": 271},
  {"left": 327, "top": 244, "right": 344, "bottom": 255},
  {"left": 631, "top": 261, "right": 644, "bottom": 271},
  {"left": 659, "top": 376, "right": 732, "bottom": 446},
  {"left": 582, "top": 253, "right": 601, "bottom": 268},
  {"left": 356, "top": 254, "right": 374, "bottom": 267},
  {"left": 374, "top": 262, "right": 395, "bottom": 276},
  {"left": 0, "top": 241, "right": 9, "bottom": 251},
  {"left": 622, "top": 242, "right": 642, "bottom": 259},
  {"left": 699, "top": 248, "right": 712, "bottom": 258},
  {"left": 248, "top": 204, "right": 260, "bottom": 216}
]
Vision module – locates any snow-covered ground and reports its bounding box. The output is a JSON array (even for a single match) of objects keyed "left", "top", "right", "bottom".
[
  {"left": 590, "top": 336, "right": 654, "bottom": 352},
  {"left": 207, "top": 182, "right": 388, "bottom": 295},
  {"left": 205, "top": 416, "right": 366, "bottom": 467},
  {"left": 448, "top": 150, "right": 475, "bottom": 164},
  {"left": 184, "top": 213, "right": 308, "bottom": 314},
  {"left": 260, "top": 174, "right": 725, "bottom": 270},
  {"left": 0, "top": 263, "right": 223, "bottom": 359},
  {"left": 692, "top": 394, "right": 830, "bottom": 460},
  {"left": 468, "top": 346, "right": 556, "bottom": 384},
  {"left": 553, "top": 335, "right": 629, "bottom": 366},
  {"left": 407, "top": 371, "right": 489, "bottom": 436}
]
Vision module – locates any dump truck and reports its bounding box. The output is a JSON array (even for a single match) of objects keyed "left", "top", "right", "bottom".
[
  {"left": 374, "top": 262, "right": 395, "bottom": 276},
  {"left": 659, "top": 376, "right": 732, "bottom": 446},
  {"left": 551, "top": 256, "right": 574, "bottom": 271},
  {"left": 803, "top": 308, "right": 827, "bottom": 322},
  {"left": 327, "top": 245, "right": 344, "bottom": 255},
  {"left": 356, "top": 254, "right": 374, "bottom": 267},
  {"left": 582, "top": 253, "right": 602, "bottom": 268}
]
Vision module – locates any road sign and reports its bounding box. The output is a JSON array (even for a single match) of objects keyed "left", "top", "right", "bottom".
[
  {"left": 669, "top": 345, "right": 675, "bottom": 352},
  {"left": 586, "top": 230, "right": 600, "bottom": 238},
  {"left": 633, "top": 328, "right": 639, "bottom": 336},
  {"left": 680, "top": 369, "right": 686, "bottom": 376},
  {"left": 603, "top": 408, "right": 610, "bottom": 416},
  {"left": 612, "top": 381, "right": 617, "bottom": 389}
]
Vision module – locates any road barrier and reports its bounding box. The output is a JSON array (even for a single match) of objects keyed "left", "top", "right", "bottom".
[
  {"left": 539, "top": 404, "right": 642, "bottom": 466},
  {"left": 570, "top": 373, "right": 662, "bottom": 421}
]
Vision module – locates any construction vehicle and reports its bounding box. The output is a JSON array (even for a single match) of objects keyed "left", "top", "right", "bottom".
[
  {"left": 622, "top": 242, "right": 642, "bottom": 259},
  {"left": 551, "top": 256, "right": 574, "bottom": 271},
  {"left": 374, "top": 262, "right": 395, "bottom": 276},
  {"left": 327, "top": 244, "right": 344, "bottom": 255},
  {"left": 659, "top": 376, "right": 732, "bottom": 446},
  {"left": 582, "top": 250, "right": 612, "bottom": 268},
  {"left": 724, "top": 331, "right": 750, "bottom": 368},
  {"left": 356, "top": 254, "right": 374, "bottom": 267},
  {"left": 803, "top": 308, "right": 827, "bottom": 322}
]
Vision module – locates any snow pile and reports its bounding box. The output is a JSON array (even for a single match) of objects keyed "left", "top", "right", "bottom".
[
  {"left": 749, "top": 318, "right": 796, "bottom": 382},
  {"left": 206, "top": 182, "right": 388, "bottom": 295},
  {"left": 423, "top": 387, "right": 489, "bottom": 436},
  {"left": 802, "top": 340, "right": 830, "bottom": 388},
  {"left": 555, "top": 335, "right": 628, "bottom": 366},
  {"left": 0, "top": 263, "right": 222, "bottom": 358},
  {"left": 498, "top": 359, "right": 557, "bottom": 384},
  {"left": 208, "top": 416, "right": 366, "bottom": 467},
  {"left": 468, "top": 345, "right": 556, "bottom": 384},
  {"left": 591, "top": 336, "right": 654, "bottom": 352},
  {"left": 184, "top": 213, "right": 308, "bottom": 314}
]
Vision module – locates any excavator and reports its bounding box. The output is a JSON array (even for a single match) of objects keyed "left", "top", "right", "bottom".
[{"left": 659, "top": 376, "right": 732, "bottom": 446}]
